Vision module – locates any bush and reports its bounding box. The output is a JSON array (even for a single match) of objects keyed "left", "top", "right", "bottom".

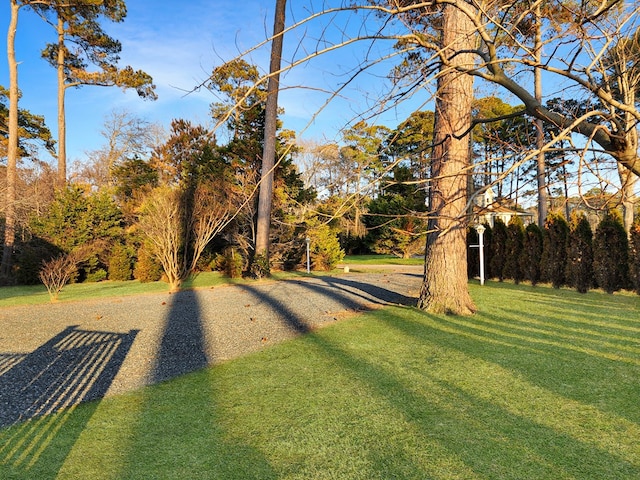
[
  {"left": 504, "top": 216, "right": 524, "bottom": 284},
  {"left": 134, "top": 244, "right": 163, "bottom": 283},
  {"left": 521, "top": 223, "right": 543, "bottom": 286},
  {"left": 630, "top": 220, "right": 640, "bottom": 295},
  {"left": 566, "top": 213, "right": 593, "bottom": 294},
  {"left": 593, "top": 210, "right": 630, "bottom": 294},
  {"left": 250, "top": 252, "right": 270, "bottom": 279},
  {"left": 541, "top": 212, "right": 569, "bottom": 288},
  {"left": 108, "top": 243, "right": 134, "bottom": 281},
  {"left": 215, "top": 248, "right": 244, "bottom": 278},
  {"left": 307, "top": 220, "right": 344, "bottom": 271},
  {"left": 489, "top": 219, "right": 507, "bottom": 281}
]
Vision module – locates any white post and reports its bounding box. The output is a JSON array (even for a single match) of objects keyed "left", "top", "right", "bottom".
[
  {"left": 475, "top": 225, "right": 486, "bottom": 286},
  {"left": 305, "top": 236, "right": 311, "bottom": 273}
]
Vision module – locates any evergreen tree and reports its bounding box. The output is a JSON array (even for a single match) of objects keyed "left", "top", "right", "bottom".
[
  {"left": 521, "top": 223, "right": 543, "bottom": 286},
  {"left": 489, "top": 218, "right": 508, "bottom": 282},
  {"left": 566, "top": 212, "right": 593, "bottom": 294},
  {"left": 593, "top": 210, "right": 630, "bottom": 294},
  {"left": 504, "top": 216, "right": 525, "bottom": 284},
  {"left": 541, "top": 212, "right": 569, "bottom": 288},
  {"left": 630, "top": 220, "right": 640, "bottom": 295}
]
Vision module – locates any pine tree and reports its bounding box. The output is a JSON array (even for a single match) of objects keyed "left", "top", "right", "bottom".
[
  {"left": 521, "top": 223, "right": 543, "bottom": 286},
  {"left": 593, "top": 210, "right": 630, "bottom": 294},
  {"left": 566, "top": 212, "right": 593, "bottom": 294},
  {"left": 630, "top": 220, "right": 640, "bottom": 295},
  {"left": 504, "top": 216, "right": 525, "bottom": 284},
  {"left": 541, "top": 212, "right": 569, "bottom": 288},
  {"left": 489, "top": 219, "right": 508, "bottom": 282}
]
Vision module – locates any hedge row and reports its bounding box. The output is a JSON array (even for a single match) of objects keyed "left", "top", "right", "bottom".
[{"left": 468, "top": 210, "right": 640, "bottom": 295}]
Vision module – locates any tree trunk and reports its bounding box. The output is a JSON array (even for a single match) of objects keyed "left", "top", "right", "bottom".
[
  {"left": 417, "top": 4, "right": 476, "bottom": 315},
  {"left": 534, "top": 4, "right": 548, "bottom": 227},
  {"left": 56, "top": 16, "right": 67, "bottom": 187},
  {"left": 618, "top": 162, "right": 636, "bottom": 235},
  {"left": 1, "top": 0, "right": 20, "bottom": 281},
  {"left": 254, "top": 0, "right": 286, "bottom": 263}
]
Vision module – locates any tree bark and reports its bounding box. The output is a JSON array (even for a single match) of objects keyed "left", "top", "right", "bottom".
[
  {"left": 1, "top": 0, "right": 20, "bottom": 281},
  {"left": 56, "top": 16, "right": 67, "bottom": 187},
  {"left": 534, "top": 4, "right": 548, "bottom": 227},
  {"left": 417, "top": 4, "right": 476, "bottom": 315},
  {"left": 254, "top": 0, "right": 286, "bottom": 263}
]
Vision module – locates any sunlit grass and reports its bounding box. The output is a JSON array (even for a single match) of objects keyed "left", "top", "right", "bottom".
[
  {"left": 1, "top": 282, "right": 638, "bottom": 479},
  {"left": 342, "top": 254, "right": 423, "bottom": 265}
]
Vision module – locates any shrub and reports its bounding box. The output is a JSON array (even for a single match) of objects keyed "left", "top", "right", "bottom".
[
  {"left": 39, "top": 244, "right": 96, "bottom": 301},
  {"left": 630, "top": 220, "right": 640, "bottom": 295},
  {"left": 489, "top": 219, "right": 508, "bottom": 281},
  {"left": 134, "top": 244, "right": 163, "bottom": 283},
  {"left": 308, "top": 221, "right": 344, "bottom": 271},
  {"left": 541, "top": 212, "right": 569, "bottom": 288},
  {"left": 565, "top": 213, "right": 593, "bottom": 294},
  {"left": 250, "top": 252, "right": 270, "bottom": 279},
  {"left": 108, "top": 243, "right": 134, "bottom": 281},
  {"left": 215, "top": 248, "right": 244, "bottom": 278},
  {"left": 504, "top": 216, "right": 525, "bottom": 284},
  {"left": 593, "top": 210, "right": 630, "bottom": 294},
  {"left": 521, "top": 223, "right": 543, "bottom": 286}
]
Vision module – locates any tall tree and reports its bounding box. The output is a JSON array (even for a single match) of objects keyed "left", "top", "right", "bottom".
[
  {"left": 2, "top": 0, "right": 21, "bottom": 281},
  {"left": 255, "top": 0, "right": 287, "bottom": 267},
  {"left": 34, "top": 0, "right": 156, "bottom": 185},
  {"left": 417, "top": 4, "right": 476, "bottom": 314}
]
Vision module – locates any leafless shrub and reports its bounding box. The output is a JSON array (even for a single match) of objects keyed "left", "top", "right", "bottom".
[{"left": 39, "top": 245, "right": 95, "bottom": 302}]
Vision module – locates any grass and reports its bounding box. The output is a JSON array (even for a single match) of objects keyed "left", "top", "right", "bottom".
[
  {"left": 342, "top": 254, "right": 423, "bottom": 265},
  {"left": 1, "top": 280, "right": 639, "bottom": 479},
  {"left": 0, "top": 255, "right": 420, "bottom": 307},
  {"left": 0, "top": 270, "right": 321, "bottom": 307}
]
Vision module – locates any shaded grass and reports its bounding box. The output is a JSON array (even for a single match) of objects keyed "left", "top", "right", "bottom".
[{"left": 1, "top": 282, "right": 639, "bottom": 479}]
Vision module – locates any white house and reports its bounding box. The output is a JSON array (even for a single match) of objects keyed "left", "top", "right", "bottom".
[{"left": 473, "top": 188, "right": 534, "bottom": 227}]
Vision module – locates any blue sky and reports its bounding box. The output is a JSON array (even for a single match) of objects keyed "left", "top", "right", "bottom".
[{"left": 1, "top": 1, "right": 418, "bottom": 166}]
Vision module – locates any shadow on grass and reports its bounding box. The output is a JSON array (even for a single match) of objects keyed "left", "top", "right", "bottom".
[
  {"left": 119, "top": 289, "right": 276, "bottom": 479},
  {"left": 0, "top": 326, "right": 137, "bottom": 477}
]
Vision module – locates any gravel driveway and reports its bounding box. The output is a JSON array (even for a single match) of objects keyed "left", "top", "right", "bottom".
[{"left": 0, "top": 268, "right": 423, "bottom": 427}]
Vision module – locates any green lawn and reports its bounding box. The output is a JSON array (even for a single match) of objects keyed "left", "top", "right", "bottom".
[
  {"left": 0, "top": 270, "right": 314, "bottom": 307},
  {"left": 1, "top": 282, "right": 639, "bottom": 479},
  {"left": 342, "top": 254, "right": 423, "bottom": 265}
]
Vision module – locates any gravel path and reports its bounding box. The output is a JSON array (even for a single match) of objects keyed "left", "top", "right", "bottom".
[{"left": 0, "top": 268, "right": 423, "bottom": 427}]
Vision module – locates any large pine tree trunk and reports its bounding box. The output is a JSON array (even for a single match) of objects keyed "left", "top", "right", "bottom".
[
  {"left": 417, "top": 4, "right": 476, "bottom": 315},
  {"left": 254, "top": 0, "right": 286, "bottom": 264},
  {"left": 56, "top": 16, "right": 67, "bottom": 187},
  {"left": 1, "top": 0, "right": 20, "bottom": 281}
]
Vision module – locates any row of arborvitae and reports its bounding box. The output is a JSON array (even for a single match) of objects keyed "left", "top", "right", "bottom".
[{"left": 467, "top": 210, "right": 640, "bottom": 294}]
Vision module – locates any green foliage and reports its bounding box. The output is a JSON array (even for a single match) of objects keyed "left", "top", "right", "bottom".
[
  {"left": 215, "top": 248, "right": 244, "bottom": 278},
  {"left": 541, "top": 211, "right": 569, "bottom": 288},
  {"left": 489, "top": 219, "right": 508, "bottom": 281},
  {"left": 31, "top": 186, "right": 124, "bottom": 253},
  {"left": 365, "top": 166, "right": 427, "bottom": 259},
  {"left": 108, "top": 243, "right": 133, "bottom": 281},
  {"left": 521, "top": 223, "right": 543, "bottom": 286},
  {"left": 631, "top": 220, "right": 640, "bottom": 295},
  {"left": 593, "top": 210, "right": 630, "bottom": 294},
  {"left": 133, "top": 243, "right": 163, "bottom": 283},
  {"left": 13, "top": 237, "right": 62, "bottom": 285},
  {"left": 249, "top": 252, "right": 270, "bottom": 279},
  {"left": 307, "top": 220, "right": 345, "bottom": 271},
  {"left": 503, "top": 216, "right": 524, "bottom": 284},
  {"left": 566, "top": 213, "right": 594, "bottom": 294}
]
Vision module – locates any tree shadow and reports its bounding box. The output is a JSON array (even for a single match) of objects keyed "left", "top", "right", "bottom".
[
  {"left": 152, "top": 290, "right": 209, "bottom": 383},
  {"left": 120, "top": 289, "right": 276, "bottom": 478},
  {"left": 0, "top": 325, "right": 137, "bottom": 475}
]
